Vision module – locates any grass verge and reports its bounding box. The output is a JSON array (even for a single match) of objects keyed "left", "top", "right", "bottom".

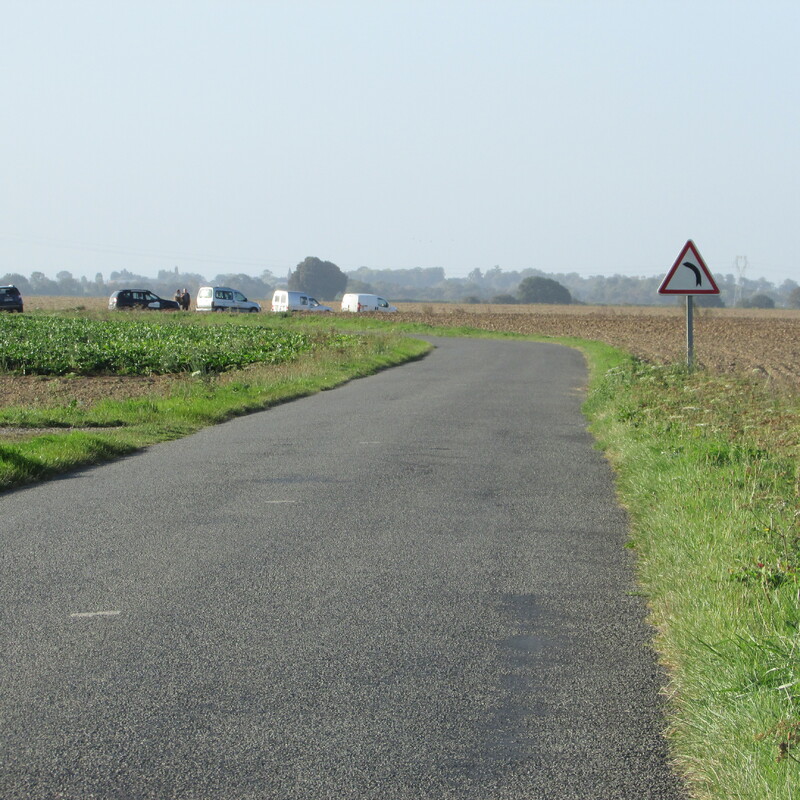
[
  {"left": 585, "top": 351, "right": 800, "bottom": 799},
  {"left": 0, "top": 331, "right": 430, "bottom": 492}
]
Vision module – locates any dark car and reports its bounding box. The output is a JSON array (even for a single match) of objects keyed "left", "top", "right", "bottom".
[
  {"left": 108, "top": 289, "right": 180, "bottom": 311},
  {"left": 0, "top": 285, "right": 24, "bottom": 312}
]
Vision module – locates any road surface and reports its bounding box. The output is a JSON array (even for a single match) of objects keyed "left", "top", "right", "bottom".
[{"left": 0, "top": 337, "right": 686, "bottom": 799}]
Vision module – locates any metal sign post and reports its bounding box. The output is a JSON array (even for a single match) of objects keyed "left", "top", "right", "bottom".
[{"left": 658, "top": 240, "right": 719, "bottom": 369}]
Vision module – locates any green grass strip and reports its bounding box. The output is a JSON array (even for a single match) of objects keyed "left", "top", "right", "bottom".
[
  {"left": 0, "top": 333, "right": 430, "bottom": 491},
  {"left": 586, "top": 353, "right": 800, "bottom": 799}
]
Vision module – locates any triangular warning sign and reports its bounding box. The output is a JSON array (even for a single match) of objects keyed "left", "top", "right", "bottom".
[{"left": 659, "top": 240, "right": 720, "bottom": 294}]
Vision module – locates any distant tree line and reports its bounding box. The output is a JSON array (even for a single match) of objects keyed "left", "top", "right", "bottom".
[
  {"left": 343, "top": 264, "right": 799, "bottom": 308},
  {"left": 2, "top": 260, "right": 798, "bottom": 308}
]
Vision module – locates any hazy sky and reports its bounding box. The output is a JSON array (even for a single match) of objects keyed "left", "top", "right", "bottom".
[{"left": 2, "top": 0, "right": 798, "bottom": 285}]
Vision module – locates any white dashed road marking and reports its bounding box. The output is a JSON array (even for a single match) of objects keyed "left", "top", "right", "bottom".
[{"left": 69, "top": 610, "right": 122, "bottom": 619}]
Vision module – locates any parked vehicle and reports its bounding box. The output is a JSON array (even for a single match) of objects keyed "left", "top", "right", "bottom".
[
  {"left": 108, "top": 289, "right": 180, "bottom": 311},
  {"left": 196, "top": 286, "right": 261, "bottom": 312},
  {"left": 0, "top": 285, "right": 23, "bottom": 312},
  {"left": 340, "top": 293, "right": 397, "bottom": 313},
  {"left": 271, "top": 290, "right": 332, "bottom": 312}
]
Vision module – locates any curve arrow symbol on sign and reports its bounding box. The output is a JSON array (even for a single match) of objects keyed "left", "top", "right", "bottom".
[{"left": 683, "top": 261, "right": 702, "bottom": 287}]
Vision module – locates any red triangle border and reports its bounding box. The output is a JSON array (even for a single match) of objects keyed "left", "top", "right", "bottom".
[{"left": 658, "top": 240, "right": 720, "bottom": 294}]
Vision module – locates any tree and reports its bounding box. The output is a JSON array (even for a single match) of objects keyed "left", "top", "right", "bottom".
[
  {"left": 56, "top": 271, "right": 82, "bottom": 295},
  {"left": 788, "top": 287, "right": 800, "bottom": 309},
  {"left": 289, "top": 257, "right": 347, "bottom": 299},
  {"left": 0, "top": 273, "right": 31, "bottom": 292},
  {"left": 345, "top": 278, "right": 375, "bottom": 294},
  {"left": 517, "top": 276, "right": 572, "bottom": 304},
  {"left": 491, "top": 294, "right": 518, "bottom": 304},
  {"left": 29, "top": 271, "right": 59, "bottom": 295},
  {"left": 260, "top": 269, "right": 281, "bottom": 286},
  {"left": 741, "top": 293, "right": 775, "bottom": 309},
  {"left": 109, "top": 269, "right": 148, "bottom": 283},
  {"left": 694, "top": 294, "right": 725, "bottom": 308}
]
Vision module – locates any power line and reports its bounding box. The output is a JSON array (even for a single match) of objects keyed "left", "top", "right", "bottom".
[{"left": 0, "top": 233, "right": 284, "bottom": 271}]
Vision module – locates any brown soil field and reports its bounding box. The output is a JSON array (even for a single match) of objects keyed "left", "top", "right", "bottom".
[
  {"left": 4, "top": 297, "right": 800, "bottom": 411},
  {"left": 396, "top": 302, "right": 800, "bottom": 388}
]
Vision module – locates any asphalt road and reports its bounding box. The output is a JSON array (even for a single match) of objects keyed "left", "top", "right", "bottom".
[{"left": 0, "top": 337, "right": 686, "bottom": 799}]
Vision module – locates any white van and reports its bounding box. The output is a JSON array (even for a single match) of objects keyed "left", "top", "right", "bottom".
[
  {"left": 340, "top": 293, "right": 398, "bottom": 313},
  {"left": 196, "top": 287, "right": 261, "bottom": 312},
  {"left": 271, "top": 290, "right": 332, "bottom": 313}
]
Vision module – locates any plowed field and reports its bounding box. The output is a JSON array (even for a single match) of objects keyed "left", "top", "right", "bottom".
[
  {"left": 397, "top": 303, "right": 800, "bottom": 388},
  {"left": 4, "top": 299, "right": 800, "bottom": 410}
]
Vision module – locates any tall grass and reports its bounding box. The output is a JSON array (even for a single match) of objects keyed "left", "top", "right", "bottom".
[{"left": 586, "top": 354, "right": 800, "bottom": 798}]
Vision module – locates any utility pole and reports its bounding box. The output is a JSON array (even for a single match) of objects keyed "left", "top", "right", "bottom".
[{"left": 734, "top": 255, "right": 748, "bottom": 307}]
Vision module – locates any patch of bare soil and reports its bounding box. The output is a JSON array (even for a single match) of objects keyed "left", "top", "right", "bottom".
[{"left": 0, "top": 374, "right": 184, "bottom": 410}]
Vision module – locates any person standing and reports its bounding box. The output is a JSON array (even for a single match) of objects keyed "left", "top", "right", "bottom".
[{"left": 180, "top": 288, "right": 191, "bottom": 311}]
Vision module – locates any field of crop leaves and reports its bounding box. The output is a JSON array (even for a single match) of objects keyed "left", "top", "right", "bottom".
[
  {"left": 10, "top": 296, "right": 800, "bottom": 395},
  {"left": 0, "top": 315, "right": 319, "bottom": 376}
]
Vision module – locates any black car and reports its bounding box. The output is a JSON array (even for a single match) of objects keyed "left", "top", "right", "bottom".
[
  {"left": 0, "top": 285, "right": 23, "bottom": 312},
  {"left": 108, "top": 289, "right": 180, "bottom": 311}
]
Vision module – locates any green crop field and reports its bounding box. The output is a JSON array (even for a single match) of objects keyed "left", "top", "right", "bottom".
[
  {"left": 0, "top": 313, "right": 430, "bottom": 490},
  {"left": 0, "top": 314, "right": 329, "bottom": 375}
]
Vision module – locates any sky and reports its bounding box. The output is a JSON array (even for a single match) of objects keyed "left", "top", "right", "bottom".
[{"left": 1, "top": 0, "right": 798, "bottom": 286}]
